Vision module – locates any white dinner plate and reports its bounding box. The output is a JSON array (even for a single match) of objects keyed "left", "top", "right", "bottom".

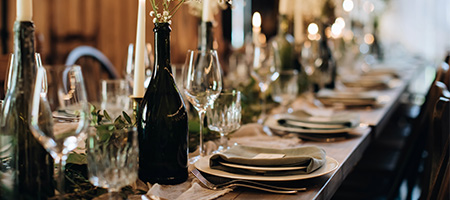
[
  {"left": 195, "top": 155, "right": 339, "bottom": 181},
  {"left": 264, "top": 112, "right": 359, "bottom": 134},
  {"left": 219, "top": 161, "right": 307, "bottom": 172}
]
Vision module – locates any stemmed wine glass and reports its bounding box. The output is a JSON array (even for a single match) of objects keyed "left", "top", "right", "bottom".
[
  {"left": 206, "top": 90, "right": 241, "bottom": 152},
  {"left": 183, "top": 49, "right": 222, "bottom": 160},
  {"left": 250, "top": 44, "right": 280, "bottom": 123},
  {"left": 271, "top": 69, "right": 299, "bottom": 113},
  {"left": 29, "top": 65, "right": 90, "bottom": 199}
]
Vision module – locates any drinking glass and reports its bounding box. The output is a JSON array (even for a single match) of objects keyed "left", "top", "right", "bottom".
[
  {"left": 124, "top": 43, "right": 153, "bottom": 90},
  {"left": 29, "top": 65, "right": 90, "bottom": 199},
  {"left": 207, "top": 90, "right": 241, "bottom": 152},
  {"left": 271, "top": 69, "right": 299, "bottom": 113},
  {"left": 183, "top": 50, "right": 222, "bottom": 159},
  {"left": 87, "top": 126, "right": 138, "bottom": 199},
  {"left": 100, "top": 79, "right": 132, "bottom": 119},
  {"left": 250, "top": 45, "right": 280, "bottom": 123},
  {"left": 4, "top": 53, "right": 42, "bottom": 93}
]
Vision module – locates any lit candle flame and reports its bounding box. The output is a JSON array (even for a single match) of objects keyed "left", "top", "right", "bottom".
[
  {"left": 307, "top": 23, "right": 319, "bottom": 35},
  {"left": 252, "top": 12, "right": 261, "bottom": 28},
  {"left": 343, "top": 0, "right": 354, "bottom": 12}
]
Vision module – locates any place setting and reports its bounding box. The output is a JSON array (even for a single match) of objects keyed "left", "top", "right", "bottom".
[
  {"left": 192, "top": 144, "right": 339, "bottom": 194},
  {"left": 263, "top": 108, "right": 361, "bottom": 142},
  {"left": 314, "top": 89, "right": 390, "bottom": 108}
]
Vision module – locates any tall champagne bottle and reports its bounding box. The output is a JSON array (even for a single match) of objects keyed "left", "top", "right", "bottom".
[
  {"left": 1, "top": 21, "right": 54, "bottom": 199},
  {"left": 198, "top": 21, "right": 214, "bottom": 51},
  {"left": 271, "top": 14, "right": 295, "bottom": 71},
  {"left": 137, "top": 23, "right": 189, "bottom": 184},
  {"left": 319, "top": 23, "right": 337, "bottom": 90}
]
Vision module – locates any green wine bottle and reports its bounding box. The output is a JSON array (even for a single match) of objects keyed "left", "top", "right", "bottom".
[
  {"left": 137, "top": 23, "right": 189, "bottom": 185},
  {"left": 198, "top": 21, "right": 214, "bottom": 51},
  {"left": 1, "top": 21, "right": 54, "bottom": 199}
]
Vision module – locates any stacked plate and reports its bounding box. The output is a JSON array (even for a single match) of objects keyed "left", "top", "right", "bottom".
[
  {"left": 340, "top": 75, "right": 392, "bottom": 90},
  {"left": 264, "top": 110, "right": 360, "bottom": 135},
  {"left": 194, "top": 145, "right": 339, "bottom": 181},
  {"left": 315, "top": 89, "right": 383, "bottom": 107}
]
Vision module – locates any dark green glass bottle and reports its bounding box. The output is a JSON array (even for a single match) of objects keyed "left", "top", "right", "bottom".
[
  {"left": 137, "top": 23, "right": 189, "bottom": 185},
  {"left": 198, "top": 21, "right": 214, "bottom": 51},
  {"left": 1, "top": 21, "right": 54, "bottom": 200},
  {"left": 272, "top": 14, "right": 295, "bottom": 71},
  {"left": 319, "top": 23, "right": 337, "bottom": 90}
]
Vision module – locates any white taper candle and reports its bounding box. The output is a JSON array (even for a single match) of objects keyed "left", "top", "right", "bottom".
[
  {"left": 17, "top": 0, "right": 33, "bottom": 21},
  {"left": 133, "top": 0, "right": 146, "bottom": 97}
]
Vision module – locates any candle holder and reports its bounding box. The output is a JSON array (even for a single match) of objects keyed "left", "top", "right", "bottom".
[{"left": 130, "top": 96, "right": 143, "bottom": 119}]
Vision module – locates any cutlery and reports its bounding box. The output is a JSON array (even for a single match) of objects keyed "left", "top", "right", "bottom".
[
  {"left": 296, "top": 133, "right": 347, "bottom": 142},
  {"left": 191, "top": 169, "right": 306, "bottom": 194},
  {"left": 277, "top": 119, "right": 349, "bottom": 129}
]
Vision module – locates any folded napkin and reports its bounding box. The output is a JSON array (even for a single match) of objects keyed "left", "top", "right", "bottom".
[
  {"left": 341, "top": 75, "right": 392, "bottom": 89},
  {"left": 210, "top": 145, "right": 326, "bottom": 176},
  {"left": 277, "top": 110, "right": 360, "bottom": 130},
  {"left": 316, "top": 89, "right": 379, "bottom": 106}
]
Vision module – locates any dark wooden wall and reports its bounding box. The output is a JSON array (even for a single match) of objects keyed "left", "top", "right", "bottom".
[{"left": 0, "top": 0, "right": 227, "bottom": 79}]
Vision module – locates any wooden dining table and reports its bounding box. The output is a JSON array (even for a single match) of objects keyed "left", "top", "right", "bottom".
[{"left": 214, "top": 60, "right": 427, "bottom": 200}]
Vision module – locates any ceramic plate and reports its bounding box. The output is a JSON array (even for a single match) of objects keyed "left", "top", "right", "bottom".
[
  {"left": 264, "top": 111, "right": 359, "bottom": 134},
  {"left": 195, "top": 155, "right": 339, "bottom": 181}
]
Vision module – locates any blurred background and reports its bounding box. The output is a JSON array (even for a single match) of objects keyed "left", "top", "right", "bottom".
[{"left": 0, "top": 0, "right": 449, "bottom": 87}]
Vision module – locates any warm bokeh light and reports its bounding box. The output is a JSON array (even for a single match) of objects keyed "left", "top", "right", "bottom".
[
  {"left": 363, "top": 1, "right": 375, "bottom": 13},
  {"left": 343, "top": 30, "right": 354, "bottom": 42},
  {"left": 343, "top": 0, "right": 354, "bottom": 12},
  {"left": 331, "top": 24, "right": 343, "bottom": 38},
  {"left": 335, "top": 17, "right": 345, "bottom": 28},
  {"left": 307, "top": 23, "right": 319, "bottom": 35},
  {"left": 364, "top": 33, "right": 375, "bottom": 44},
  {"left": 308, "top": 33, "right": 321, "bottom": 41},
  {"left": 252, "top": 12, "right": 262, "bottom": 28},
  {"left": 258, "top": 33, "right": 267, "bottom": 44}
]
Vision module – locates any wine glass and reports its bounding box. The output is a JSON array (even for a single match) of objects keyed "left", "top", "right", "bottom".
[
  {"left": 29, "top": 65, "right": 90, "bottom": 199},
  {"left": 271, "top": 69, "right": 299, "bottom": 113},
  {"left": 124, "top": 43, "right": 153, "bottom": 90},
  {"left": 4, "top": 53, "right": 42, "bottom": 94},
  {"left": 100, "top": 79, "right": 132, "bottom": 119},
  {"left": 87, "top": 126, "right": 138, "bottom": 199},
  {"left": 183, "top": 49, "right": 222, "bottom": 160},
  {"left": 206, "top": 90, "right": 241, "bottom": 152},
  {"left": 250, "top": 44, "right": 280, "bottom": 123}
]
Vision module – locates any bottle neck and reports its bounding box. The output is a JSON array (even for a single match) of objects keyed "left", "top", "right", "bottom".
[
  {"left": 278, "top": 15, "right": 290, "bottom": 35},
  {"left": 153, "top": 23, "right": 171, "bottom": 74},
  {"left": 197, "top": 21, "right": 214, "bottom": 50},
  {"left": 11, "top": 21, "right": 36, "bottom": 91}
]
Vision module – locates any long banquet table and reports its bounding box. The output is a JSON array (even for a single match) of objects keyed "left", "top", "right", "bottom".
[{"left": 215, "top": 61, "right": 427, "bottom": 200}]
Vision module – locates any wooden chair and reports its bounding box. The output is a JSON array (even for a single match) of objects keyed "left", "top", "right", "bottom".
[
  {"left": 386, "top": 62, "right": 450, "bottom": 199},
  {"left": 437, "top": 61, "right": 450, "bottom": 87},
  {"left": 65, "top": 46, "right": 120, "bottom": 102},
  {"left": 421, "top": 91, "right": 449, "bottom": 200}
]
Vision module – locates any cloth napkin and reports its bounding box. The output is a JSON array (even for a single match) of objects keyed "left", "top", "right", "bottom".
[
  {"left": 127, "top": 165, "right": 232, "bottom": 200},
  {"left": 209, "top": 145, "right": 326, "bottom": 176},
  {"left": 277, "top": 110, "right": 360, "bottom": 129}
]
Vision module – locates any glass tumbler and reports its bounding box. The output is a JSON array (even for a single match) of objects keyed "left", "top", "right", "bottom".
[{"left": 87, "top": 126, "right": 139, "bottom": 199}]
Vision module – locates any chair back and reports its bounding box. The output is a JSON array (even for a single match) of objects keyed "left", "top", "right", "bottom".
[
  {"left": 65, "top": 46, "right": 119, "bottom": 102},
  {"left": 421, "top": 94, "right": 449, "bottom": 200},
  {"left": 436, "top": 62, "right": 450, "bottom": 87}
]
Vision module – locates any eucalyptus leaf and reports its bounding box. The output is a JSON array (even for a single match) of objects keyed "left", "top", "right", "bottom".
[
  {"left": 123, "top": 111, "right": 132, "bottom": 124},
  {"left": 104, "top": 110, "right": 112, "bottom": 121},
  {"left": 66, "top": 152, "right": 87, "bottom": 165}
]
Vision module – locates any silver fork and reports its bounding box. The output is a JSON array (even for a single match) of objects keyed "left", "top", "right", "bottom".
[{"left": 191, "top": 169, "right": 306, "bottom": 194}]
